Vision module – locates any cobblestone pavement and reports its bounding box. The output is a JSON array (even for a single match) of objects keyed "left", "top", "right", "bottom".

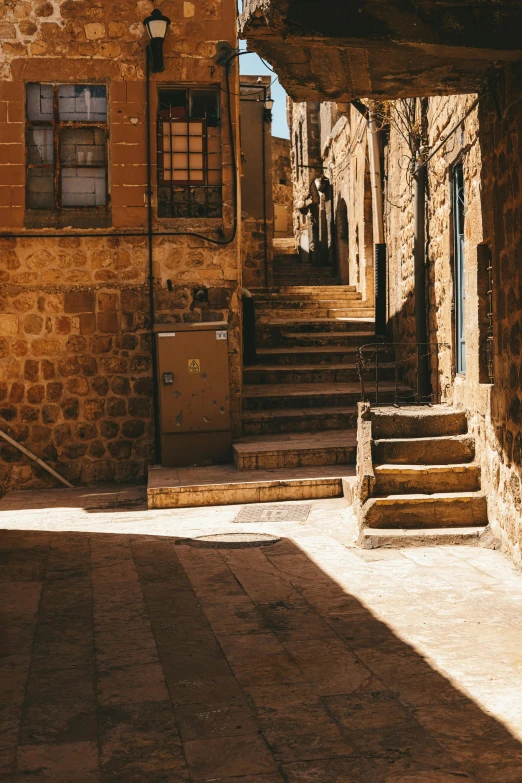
[{"left": 2, "top": 486, "right": 522, "bottom": 782}]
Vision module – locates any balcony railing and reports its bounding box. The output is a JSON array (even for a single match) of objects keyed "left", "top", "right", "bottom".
[{"left": 356, "top": 342, "right": 452, "bottom": 406}]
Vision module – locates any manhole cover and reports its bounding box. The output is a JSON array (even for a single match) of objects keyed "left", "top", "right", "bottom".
[
  {"left": 234, "top": 503, "right": 311, "bottom": 523},
  {"left": 185, "top": 532, "right": 281, "bottom": 549}
]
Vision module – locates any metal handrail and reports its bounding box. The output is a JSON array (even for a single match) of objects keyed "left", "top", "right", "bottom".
[{"left": 356, "top": 342, "right": 452, "bottom": 405}]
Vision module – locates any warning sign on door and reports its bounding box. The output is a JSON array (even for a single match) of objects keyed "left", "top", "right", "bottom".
[{"left": 188, "top": 359, "right": 201, "bottom": 374}]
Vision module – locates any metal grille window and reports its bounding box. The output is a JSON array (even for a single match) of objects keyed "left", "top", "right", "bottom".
[
  {"left": 157, "top": 87, "right": 222, "bottom": 218},
  {"left": 26, "top": 83, "right": 108, "bottom": 210}
]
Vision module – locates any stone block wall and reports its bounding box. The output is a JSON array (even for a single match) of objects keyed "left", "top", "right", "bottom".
[
  {"left": 382, "top": 67, "right": 522, "bottom": 563},
  {"left": 239, "top": 76, "right": 273, "bottom": 289},
  {"left": 271, "top": 135, "right": 293, "bottom": 238},
  {"left": 0, "top": 235, "right": 153, "bottom": 489},
  {"left": 0, "top": 0, "right": 241, "bottom": 494}
]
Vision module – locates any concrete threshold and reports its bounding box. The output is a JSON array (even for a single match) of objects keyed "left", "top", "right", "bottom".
[{"left": 147, "top": 463, "right": 356, "bottom": 509}]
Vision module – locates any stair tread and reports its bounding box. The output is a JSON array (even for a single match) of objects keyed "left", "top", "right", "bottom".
[
  {"left": 360, "top": 526, "right": 489, "bottom": 545},
  {"left": 244, "top": 381, "right": 407, "bottom": 397},
  {"left": 272, "top": 317, "right": 374, "bottom": 325},
  {"left": 374, "top": 463, "right": 479, "bottom": 472},
  {"left": 257, "top": 346, "right": 358, "bottom": 355},
  {"left": 369, "top": 491, "right": 485, "bottom": 501},
  {"left": 234, "top": 429, "right": 356, "bottom": 454},
  {"left": 286, "top": 331, "right": 377, "bottom": 337},
  {"left": 374, "top": 433, "right": 472, "bottom": 443},
  {"left": 149, "top": 463, "right": 355, "bottom": 490},
  {"left": 246, "top": 363, "right": 359, "bottom": 371},
  {"left": 243, "top": 406, "right": 357, "bottom": 419},
  {"left": 252, "top": 287, "right": 358, "bottom": 293},
  {"left": 373, "top": 405, "right": 465, "bottom": 415}
]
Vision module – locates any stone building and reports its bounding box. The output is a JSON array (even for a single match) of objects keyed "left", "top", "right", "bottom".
[
  {"left": 239, "top": 74, "right": 273, "bottom": 289},
  {"left": 0, "top": 0, "right": 242, "bottom": 493},
  {"left": 288, "top": 99, "right": 374, "bottom": 304},
  {"left": 242, "top": 0, "right": 522, "bottom": 563},
  {"left": 271, "top": 135, "right": 292, "bottom": 239}
]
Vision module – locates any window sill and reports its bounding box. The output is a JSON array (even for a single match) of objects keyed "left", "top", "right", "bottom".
[{"left": 24, "top": 209, "right": 112, "bottom": 230}]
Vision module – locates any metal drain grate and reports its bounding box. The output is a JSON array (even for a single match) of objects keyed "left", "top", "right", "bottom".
[
  {"left": 234, "top": 503, "right": 311, "bottom": 523},
  {"left": 186, "top": 532, "right": 281, "bottom": 549}
]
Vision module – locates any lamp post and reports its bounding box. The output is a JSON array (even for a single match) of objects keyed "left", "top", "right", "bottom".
[
  {"left": 143, "top": 7, "right": 171, "bottom": 466},
  {"left": 263, "top": 96, "right": 274, "bottom": 123},
  {"left": 143, "top": 8, "right": 171, "bottom": 73}
]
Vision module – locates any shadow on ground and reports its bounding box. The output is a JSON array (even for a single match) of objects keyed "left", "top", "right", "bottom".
[{"left": 2, "top": 507, "right": 522, "bottom": 782}]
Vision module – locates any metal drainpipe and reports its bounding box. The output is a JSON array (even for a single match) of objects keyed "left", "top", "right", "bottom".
[
  {"left": 413, "top": 161, "right": 430, "bottom": 400},
  {"left": 368, "top": 109, "right": 386, "bottom": 335},
  {"left": 145, "top": 45, "right": 162, "bottom": 465},
  {"left": 261, "top": 86, "right": 269, "bottom": 287}
]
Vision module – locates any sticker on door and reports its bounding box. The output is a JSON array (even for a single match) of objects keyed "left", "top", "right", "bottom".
[{"left": 188, "top": 359, "right": 201, "bottom": 374}]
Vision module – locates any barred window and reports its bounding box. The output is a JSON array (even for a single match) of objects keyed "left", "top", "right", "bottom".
[
  {"left": 157, "top": 87, "right": 222, "bottom": 218},
  {"left": 26, "top": 83, "right": 108, "bottom": 210}
]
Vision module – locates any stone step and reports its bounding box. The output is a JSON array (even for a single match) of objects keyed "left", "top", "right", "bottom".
[
  {"left": 274, "top": 261, "right": 334, "bottom": 270},
  {"left": 243, "top": 382, "right": 408, "bottom": 410},
  {"left": 328, "top": 308, "right": 375, "bottom": 318},
  {"left": 273, "top": 238, "right": 298, "bottom": 254},
  {"left": 147, "top": 464, "right": 354, "bottom": 509},
  {"left": 258, "top": 318, "right": 375, "bottom": 338},
  {"left": 273, "top": 251, "right": 301, "bottom": 260},
  {"left": 254, "top": 297, "right": 364, "bottom": 309},
  {"left": 251, "top": 286, "right": 358, "bottom": 295},
  {"left": 282, "top": 318, "right": 375, "bottom": 332},
  {"left": 257, "top": 307, "right": 375, "bottom": 320},
  {"left": 273, "top": 271, "right": 336, "bottom": 279},
  {"left": 361, "top": 492, "right": 488, "bottom": 529},
  {"left": 277, "top": 331, "right": 381, "bottom": 348},
  {"left": 374, "top": 463, "right": 482, "bottom": 495},
  {"left": 254, "top": 293, "right": 362, "bottom": 304},
  {"left": 233, "top": 429, "right": 357, "bottom": 471},
  {"left": 371, "top": 406, "right": 468, "bottom": 439},
  {"left": 374, "top": 434, "right": 475, "bottom": 465},
  {"left": 242, "top": 406, "right": 357, "bottom": 435},
  {"left": 273, "top": 278, "right": 341, "bottom": 286},
  {"left": 359, "top": 525, "right": 491, "bottom": 549},
  {"left": 244, "top": 363, "right": 395, "bottom": 385},
  {"left": 273, "top": 268, "right": 337, "bottom": 275},
  {"left": 256, "top": 346, "right": 359, "bottom": 365}
]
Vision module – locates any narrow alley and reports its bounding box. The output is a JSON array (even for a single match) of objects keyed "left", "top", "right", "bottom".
[{"left": 2, "top": 486, "right": 522, "bottom": 783}]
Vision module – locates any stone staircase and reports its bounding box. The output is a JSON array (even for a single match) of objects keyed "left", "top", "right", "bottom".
[
  {"left": 355, "top": 404, "right": 490, "bottom": 547},
  {"left": 225, "top": 285, "right": 402, "bottom": 502},
  {"left": 272, "top": 247, "right": 339, "bottom": 287},
  {"left": 147, "top": 284, "right": 401, "bottom": 510}
]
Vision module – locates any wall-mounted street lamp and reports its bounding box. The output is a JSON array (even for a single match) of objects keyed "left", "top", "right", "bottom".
[
  {"left": 143, "top": 8, "right": 171, "bottom": 73},
  {"left": 264, "top": 96, "right": 274, "bottom": 123}
]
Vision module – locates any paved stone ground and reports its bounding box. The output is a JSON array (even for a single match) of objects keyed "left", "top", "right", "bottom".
[{"left": 2, "top": 486, "right": 522, "bottom": 782}]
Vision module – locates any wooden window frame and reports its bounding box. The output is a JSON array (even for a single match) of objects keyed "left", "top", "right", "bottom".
[
  {"left": 156, "top": 86, "right": 223, "bottom": 219},
  {"left": 26, "top": 82, "right": 109, "bottom": 212}
]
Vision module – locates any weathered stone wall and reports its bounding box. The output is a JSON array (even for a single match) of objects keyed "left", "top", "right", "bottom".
[
  {"left": 289, "top": 100, "right": 374, "bottom": 297},
  {"left": 288, "top": 100, "right": 324, "bottom": 264},
  {"left": 382, "top": 68, "right": 522, "bottom": 564},
  {"left": 271, "top": 135, "right": 292, "bottom": 238},
  {"left": 240, "top": 75, "right": 273, "bottom": 289},
  {"left": 0, "top": 0, "right": 241, "bottom": 494}
]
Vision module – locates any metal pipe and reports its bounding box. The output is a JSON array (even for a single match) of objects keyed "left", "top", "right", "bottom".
[
  {"left": 0, "top": 429, "right": 73, "bottom": 488},
  {"left": 368, "top": 109, "right": 386, "bottom": 335},
  {"left": 145, "top": 45, "right": 161, "bottom": 465},
  {"left": 413, "top": 162, "right": 431, "bottom": 399},
  {"left": 368, "top": 111, "right": 384, "bottom": 245},
  {"left": 261, "top": 85, "right": 269, "bottom": 287}
]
